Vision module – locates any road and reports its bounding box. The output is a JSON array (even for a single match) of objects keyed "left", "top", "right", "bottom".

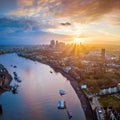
[
  {"left": 70, "top": 80, "right": 95, "bottom": 120},
  {"left": 92, "top": 96, "right": 101, "bottom": 109}
]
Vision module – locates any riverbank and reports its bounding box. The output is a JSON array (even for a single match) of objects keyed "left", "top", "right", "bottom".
[
  {"left": 18, "top": 54, "right": 95, "bottom": 120},
  {"left": 0, "top": 64, "right": 12, "bottom": 94}
]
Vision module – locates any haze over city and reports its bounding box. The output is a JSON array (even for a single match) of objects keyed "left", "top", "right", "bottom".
[{"left": 0, "top": 0, "right": 120, "bottom": 45}]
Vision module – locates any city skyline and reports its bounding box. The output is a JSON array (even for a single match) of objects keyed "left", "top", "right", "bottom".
[{"left": 0, "top": 0, "right": 120, "bottom": 45}]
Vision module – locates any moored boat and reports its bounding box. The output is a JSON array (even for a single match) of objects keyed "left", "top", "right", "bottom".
[
  {"left": 15, "top": 77, "right": 22, "bottom": 82},
  {"left": 57, "top": 100, "right": 66, "bottom": 109},
  {"left": 13, "top": 72, "right": 22, "bottom": 82},
  {"left": 11, "top": 84, "right": 18, "bottom": 93},
  {"left": 59, "top": 89, "right": 66, "bottom": 95},
  {"left": 67, "top": 110, "right": 72, "bottom": 119},
  {"left": 13, "top": 72, "right": 17, "bottom": 77}
]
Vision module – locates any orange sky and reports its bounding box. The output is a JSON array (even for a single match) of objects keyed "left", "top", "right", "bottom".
[{"left": 0, "top": 0, "right": 120, "bottom": 45}]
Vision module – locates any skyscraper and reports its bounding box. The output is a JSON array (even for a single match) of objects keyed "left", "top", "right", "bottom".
[
  {"left": 50, "top": 40, "right": 55, "bottom": 48},
  {"left": 101, "top": 48, "right": 105, "bottom": 59}
]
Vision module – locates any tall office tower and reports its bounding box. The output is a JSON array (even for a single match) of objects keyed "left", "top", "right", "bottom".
[
  {"left": 101, "top": 48, "right": 105, "bottom": 59},
  {"left": 50, "top": 40, "right": 55, "bottom": 48}
]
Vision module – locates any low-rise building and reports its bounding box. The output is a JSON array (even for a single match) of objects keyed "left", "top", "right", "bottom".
[
  {"left": 81, "top": 84, "right": 87, "bottom": 89},
  {"left": 99, "top": 84, "right": 120, "bottom": 95},
  {"left": 63, "top": 66, "right": 72, "bottom": 73}
]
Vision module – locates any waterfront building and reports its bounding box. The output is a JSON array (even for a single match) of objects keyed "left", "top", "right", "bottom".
[
  {"left": 99, "top": 85, "right": 119, "bottom": 95},
  {"left": 81, "top": 84, "right": 87, "bottom": 89},
  {"left": 117, "top": 83, "right": 120, "bottom": 91},
  {"left": 63, "top": 66, "right": 72, "bottom": 73}
]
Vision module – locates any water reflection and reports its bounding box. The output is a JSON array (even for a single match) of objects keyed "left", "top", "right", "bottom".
[{"left": 0, "top": 53, "right": 86, "bottom": 120}]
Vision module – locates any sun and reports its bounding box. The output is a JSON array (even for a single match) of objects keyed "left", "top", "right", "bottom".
[{"left": 74, "top": 38, "right": 81, "bottom": 44}]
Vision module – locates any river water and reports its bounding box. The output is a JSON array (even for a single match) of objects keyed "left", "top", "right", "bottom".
[{"left": 0, "top": 53, "right": 86, "bottom": 120}]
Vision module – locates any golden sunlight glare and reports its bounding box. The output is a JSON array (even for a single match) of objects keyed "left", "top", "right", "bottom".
[{"left": 74, "top": 38, "right": 81, "bottom": 44}]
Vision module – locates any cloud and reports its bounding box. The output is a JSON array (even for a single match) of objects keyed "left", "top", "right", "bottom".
[
  {"left": 7, "top": 7, "right": 42, "bottom": 17},
  {"left": 0, "top": 17, "right": 41, "bottom": 34},
  {"left": 60, "top": 22, "right": 71, "bottom": 26},
  {"left": 16, "top": 0, "right": 34, "bottom": 7},
  {"left": 6, "top": 0, "right": 120, "bottom": 25},
  {"left": 54, "top": 0, "right": 120, "bottom": 23},
  {"left": 0, "top": 16, "right": 61, "bottom": 35},
  {"left": 110, "top": 12, "right": 120, "bottom": 26},
  {"left": 7, "top": 0, "right": 61, "bottom": 18}
]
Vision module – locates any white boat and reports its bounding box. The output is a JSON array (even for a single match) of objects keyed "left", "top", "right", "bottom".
[
  {"left": 59, "top": 90, "right": 66, "bottom": 95},
  {"left": 15, "top": 77, "right": 22, "bottom": 82},
  {"left": 11, "top": 84, "right": 18, "bottom": 93},
  {"left": 57, "top": 100, "right": 66, "bottom": 109},
  {"left": 57, "top": 100, "right": 61, "bottom": 109}
]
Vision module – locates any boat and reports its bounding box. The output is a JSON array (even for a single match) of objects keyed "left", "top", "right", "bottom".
[
  {"left": 13, "top": 72, "right": 22, "bottom": 82},
  {"left": 15, "top": 76, "right": 22, "bottom": 82},
  {"left": 57, "top": 100, "right": 61, "bottom": 109},
  {"left": 14, "top": 76, "right": 17, "bottom": 80},
  {"left": 67, "top": 110, "right": 72, "bottom": 119},
  {"left": 13, "top": 72, "right": 17, "bottom": 77},
  {"left": 12, "top": 84, "right": 17, "bottom": 90},
  {"left": 11, "top": 84, "right": 18, "bottom": 93},
  {"left": 57, "top": 100, "right": 66, "bottom": 109},
  {"left": 59, "top": 90, "right": 66, "bottom": 95},
  {"left": 11, "top": 65, "right": 17, "bottom": 68},
  {"left": 13, "top": 65, "right": 17, "bottom": 68}
]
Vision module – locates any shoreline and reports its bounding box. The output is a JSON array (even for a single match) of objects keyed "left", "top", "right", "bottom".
[
  {"left": 18, "top": 54, "right": 95, "bottom": 120},
  {"left": 0, "top": 64, "right": 12, "bottom": 94}
]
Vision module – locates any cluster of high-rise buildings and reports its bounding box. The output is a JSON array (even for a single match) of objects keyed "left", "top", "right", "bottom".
[{"left": 50, "top": 40, "right": 65, "bottom": 49}]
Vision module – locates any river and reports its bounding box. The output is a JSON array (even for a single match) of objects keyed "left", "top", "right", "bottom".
[{"left": 0, "top": 53, "right": 86, "bottom": 120}]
